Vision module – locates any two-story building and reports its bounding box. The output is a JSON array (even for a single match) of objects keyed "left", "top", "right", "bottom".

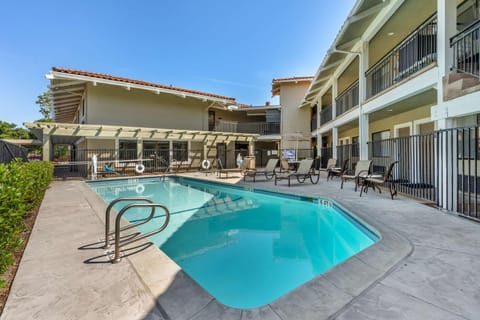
[
  {"left": 26, "top": 68, "right": 311, "bottom": 175},
  {"left": 301, "top": 0, "right": 480, "bottom": 220}
]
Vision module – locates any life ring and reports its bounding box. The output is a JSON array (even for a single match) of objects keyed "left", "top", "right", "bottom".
[
  {"left": 135, "top": 163, "right": 145, "bottom": 174},
  {"left": 135, "top": 184, "right": 145, "bottom": 194},
  {"left": 201, "top": 159, "right": 211, "bottom": 170}
]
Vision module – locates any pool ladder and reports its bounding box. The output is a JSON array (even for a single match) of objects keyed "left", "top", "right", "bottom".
[{"left": 103, "top": 197, "right": 170, "bottom": 263}]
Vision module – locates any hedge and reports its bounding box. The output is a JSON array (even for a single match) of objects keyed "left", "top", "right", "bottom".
[{"left": 0, "top": 161, "right": 53, "bottom": 286}]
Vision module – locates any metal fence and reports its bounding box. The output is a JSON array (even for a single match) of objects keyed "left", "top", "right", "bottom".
[
  {"left": 451, "top": 19, "right": 480, "bottom": 78},
  {"left": 0, "top": 140, "right": 28, "bottom": 163},
  {"left": 336, "top": 81, "right": 359, "bottom": 117},
  {"left": 368, "top": 127, "right": 480, "bottom": 222},
  {"left": 366, "top": 15, "right": 437, "bottom": 98}
]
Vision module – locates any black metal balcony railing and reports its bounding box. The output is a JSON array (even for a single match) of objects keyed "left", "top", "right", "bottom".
[
  {"left": 366, "top": 15, "right": 437, "bottom": 99},
  {"left": 451, "top": 20, "right": 480, "bottom": 78},
  {"left": 213, "top": 120, "right": 280, "bottom": 135},
  {"left": 320, "top": 105, "right": 332, "bottom": 125},
  {"left": 311, "top": 117, "right": 318, "bottom": 131},
  {"left": 335, "top": 81, "right": 359, "bottom": 117}
]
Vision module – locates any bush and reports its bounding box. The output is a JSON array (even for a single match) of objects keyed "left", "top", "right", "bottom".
[{"left": 0, "top": 161, "right": 53, "bottom": 286}]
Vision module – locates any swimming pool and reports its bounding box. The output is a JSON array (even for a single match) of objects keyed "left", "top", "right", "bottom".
[{"left": 88, "top": 176, "right": 378, "bottom": 309}]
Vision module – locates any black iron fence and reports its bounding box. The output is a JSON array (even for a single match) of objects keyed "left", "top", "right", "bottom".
[
  {"left": 366, "top": 15, "right": 437, "bottom": 98},
  {"left": 368, "top": 127, "right": 480, "bottom": 222},
  {"left": 214, "top": 121, "right": 280, "bottom": 135},
  {"left": 451, "top": 19, "right": 480, "bottom": 78},
  {"left": 320, "top": 105, "right": 333, "bottom": 125},
  {"left": 336, "top": 143, "right": 359, "bottom": 173},
  {"left": 319, "top": 147, "right": 333, "bottom": 168},
  {"left": 0, "top": 140, "right": 28, "bottom": 163},
  {"left": 336, "top": 81, "right": 359, "bottom": 117}
]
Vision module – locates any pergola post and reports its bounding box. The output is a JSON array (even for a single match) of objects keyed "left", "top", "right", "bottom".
[{"left": 42, "top": 133, "right": 52, "bottom": 161}]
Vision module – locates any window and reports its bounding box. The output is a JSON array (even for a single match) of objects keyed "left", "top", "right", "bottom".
[
  {"left": 173, "top": 141, "right": 188, "bottom": 161},
  {"left": 372, "top": 130, "right": 390, "bottom": 157},
  {"left": 119, "top": 140, "right": 137, "bottom": 160}
]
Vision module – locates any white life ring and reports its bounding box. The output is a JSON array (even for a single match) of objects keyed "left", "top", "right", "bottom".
[
  {"left": 135, "top": 163, "right": 145, "bottom": 174},
  {"left": 135, "top": 184, "right": 145, "bottom": 194},
  {"left": 201, "top": 159, "right": 211, "bottom": 170}
]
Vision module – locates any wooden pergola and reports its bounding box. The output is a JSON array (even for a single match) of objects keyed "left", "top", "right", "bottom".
[{"left": 24, "top": 122, "right": 258, "bottom": 161}]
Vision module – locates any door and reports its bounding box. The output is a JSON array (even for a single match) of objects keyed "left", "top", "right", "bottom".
[
  {"left": 208, "top": 110, "right": 215, "bottom": 131},
  {"left": 217, "top": 143, "right": 227, "bottom": 168}
]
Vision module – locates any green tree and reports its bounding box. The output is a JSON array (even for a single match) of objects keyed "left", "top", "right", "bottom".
[
  {"left": 0, "top": 121, "right": 33, "bottom": 139},
  {"left": 35, "top": 91, "right": 52, "bottom": 121}
]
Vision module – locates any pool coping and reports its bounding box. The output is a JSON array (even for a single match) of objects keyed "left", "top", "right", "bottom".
[{"left": 81, "top": 176, "right": 413, "bottom": 320}]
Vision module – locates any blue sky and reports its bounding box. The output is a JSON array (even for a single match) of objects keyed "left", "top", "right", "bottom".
[{"left": 0, "top": 0, "right": 355, "bottom": 126}]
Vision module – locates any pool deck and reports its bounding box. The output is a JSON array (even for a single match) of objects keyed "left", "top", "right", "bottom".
[{"left": 1, "top": 172, "right": 480, "bottom": 320}]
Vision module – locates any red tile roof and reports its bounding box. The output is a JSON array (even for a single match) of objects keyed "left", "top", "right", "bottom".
[
  {"left": 271, "top": 76, "right": 314, "bottom": 96},
  {"left": 51, "top": 67, "right": 236, "bottom": 101},
  {"left": 272, "top": 76, "right": 314, "bottom": 83}
]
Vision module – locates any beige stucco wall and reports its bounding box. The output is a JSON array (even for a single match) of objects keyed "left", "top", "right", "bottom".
[
  {"left": 369, "top": 104, "right": 431, "bottom": 136},
  {"left": 85, "top": 84, "right": 210, "bottom": 130},
  {"left": 279, "top": 82, "right": 312, "bottom": 150}
]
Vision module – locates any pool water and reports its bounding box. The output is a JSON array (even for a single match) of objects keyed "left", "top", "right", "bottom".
[{"left": 88, "top": 177, "right": 378, "bottom": 309}]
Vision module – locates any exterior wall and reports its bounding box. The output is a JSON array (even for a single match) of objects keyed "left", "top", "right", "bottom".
[
  {"left": 86, "top": 84, "right": 210, "bottom": 130},
  {"left": 279, "top": 82, "right": 312, "bottom": 150},
  {"left": 369, "top": 104, "right": 431, "bottom": 136},
  {"left": 338, "top": 127, "right": 359, "bottom": 142},
  {"left": 86, "top": 139, "right": 115, "bottom": 150},
  {"left": 213, "top": 109, "right": 265, "bottom": 123}
]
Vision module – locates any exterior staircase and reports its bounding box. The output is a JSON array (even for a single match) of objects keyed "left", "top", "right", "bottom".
[{"left": 443, "top": 72, "right": 480, "bottom": 101}]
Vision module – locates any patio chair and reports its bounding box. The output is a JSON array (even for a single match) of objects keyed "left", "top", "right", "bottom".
[
  {"left": 280, "top": 159, "right": 290, "bottom": 172},
  {"left": 244, "top": 158, "right": 279, "bottom": 182},
  {"left": 319, "top": 158, "right": 337, "bottom": 177},
  {"left": 274, "top": 159, "right": 319, "bottom": 187},
  {"left": 360, "top": 161, "right": 398, "bottom": 199},
  {"left": 327, "top": 158, "right": 349, "bottom": 181},
  {"left": 340, "top": 160, "right": 372, "bottom": 191},
  {"left": 217, "top": 157, "right": 251, "bottom": 179}
]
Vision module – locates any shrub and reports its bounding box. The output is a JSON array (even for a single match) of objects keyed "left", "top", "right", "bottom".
[{"left": 0, "top": 161, "right": 53, "bottom": 286}]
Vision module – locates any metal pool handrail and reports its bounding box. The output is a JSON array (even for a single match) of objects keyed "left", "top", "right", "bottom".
[
  {"left": 113, "top": 203, "right": 170, "bottom": 263},
  {"left": 104, "top": 197, "right": 154, "bottom": 248}
]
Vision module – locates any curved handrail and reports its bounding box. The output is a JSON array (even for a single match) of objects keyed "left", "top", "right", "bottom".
[
  {"left": 104, "top": 197, "right": 153, "bottom": 248},
  {"left": 113, "top": 203, "right": 170, "bottom": 263}
]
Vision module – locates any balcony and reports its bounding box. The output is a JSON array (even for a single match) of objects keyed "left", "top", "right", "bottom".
[
  {"left": 213, "top": 120, "right": 280, "bottom": 135},
  {"left": 366, "top": 15, "right": 437, "bottom": 99},
  {"left": 320, "top": 105, "right": 332, "bottom": 125},
  {"left": 451, "top": 20, "right": 480, "bottom": 78},
  {"left": 335, "top": 80, "right": 359, "bottom": 117}
]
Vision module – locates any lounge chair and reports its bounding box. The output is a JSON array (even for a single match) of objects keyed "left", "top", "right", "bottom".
[
  {"left": 217, "top": 158, "right": 251, "bottom": 179},
  {"left": 340, "top": 160, "right": 372, "bottom": 191},
  {"left": 274, "top": 159, "right": 319, "bottom": 186},
  {"left": 319, "top": 158, "right": 337, "bottom": 177},
  {"left": 244, "top": 158, "right": 279, "bottom": 182},
  {"left": 327, "top": 158, "right": 349, "bottom": 181},
  {"left": 360, "top": 161, "right": 398, "bottom": 199},
  {"left": 280, "top": 159, "right": 290, "bottom": 172}
]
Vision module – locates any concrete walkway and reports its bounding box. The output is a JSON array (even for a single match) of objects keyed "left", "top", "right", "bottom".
[{"left": 1, "top": 173, "right": 480, "bottom": 319}]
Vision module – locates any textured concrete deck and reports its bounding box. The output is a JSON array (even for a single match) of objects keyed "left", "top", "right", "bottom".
[{"left": 1, "top": 172, "right": 480, "bottom": 320}]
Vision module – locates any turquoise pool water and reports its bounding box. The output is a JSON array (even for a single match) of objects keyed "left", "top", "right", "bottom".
[{"left": 88, "top": 177, "right": 378, "bottom": 309}]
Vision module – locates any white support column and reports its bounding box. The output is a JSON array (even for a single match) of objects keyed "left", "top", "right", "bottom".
[
  {"left": 435, "top": 0, "right": 457, "bottom": 211},
  {"left": 316, "top": 96, "right": 322, "bottom": 157},
  {"left": 42, "top": 133, "right": 51, "bottom": 161},
  {"left": 137, "top": 139, "right": 143, "bottom": 160},
  {"left": 332, "top": 79, "right": 337, "bottom": 120},
  {"left": 359, "top": 112, "right": 369, "bottom": 160},
  {"left": 316, "top": 132, "right": 322, "bottom": 158},
  {"left": 359, "top": 40, "right": 369, "bottom": 160},
  {"left": 332, "top": 127, "right": 338, "bottom": 159},
  {"left": 436, "top": 0, "right": 457, "bottom": 105}
]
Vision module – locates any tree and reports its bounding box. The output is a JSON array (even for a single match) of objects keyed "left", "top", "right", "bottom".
[
  {"left": 0, "top": 121, "right": 34, "bottom": 139},
  {"left": 35, "top": 91, "right": 53, "bottom": 121}
]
